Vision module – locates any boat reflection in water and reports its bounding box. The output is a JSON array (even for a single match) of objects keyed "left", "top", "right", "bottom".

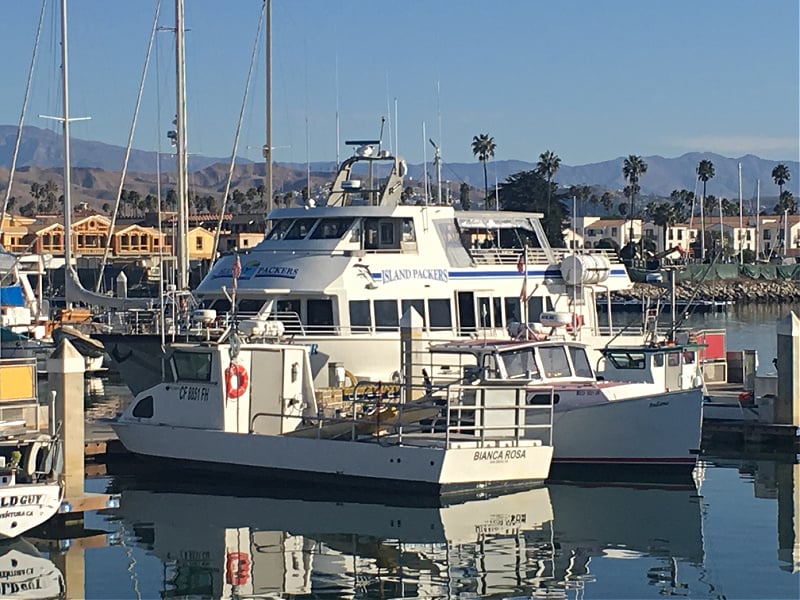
[
  {"left": 107, "top": 474, "right": 703, "bottom": 598},
  {"left": 0, "top": 537, "right": 64, "bottom": 598}
]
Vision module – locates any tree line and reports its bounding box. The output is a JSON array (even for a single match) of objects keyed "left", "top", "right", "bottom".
[{"left": 469, "top": 132, "right": 795, "bottom": 251}]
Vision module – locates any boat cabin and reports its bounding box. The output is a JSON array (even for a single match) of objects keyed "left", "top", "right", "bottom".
[
  {"left": 426, "top": 340, "right": 598, "bottom": 386},
  {"left": 597, "top": 343, "right": 705, "bottom": 392}
]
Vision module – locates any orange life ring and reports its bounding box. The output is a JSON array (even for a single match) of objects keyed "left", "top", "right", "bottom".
[
  {"left": 225, "top": 363, "right": 249, "bottom": 398},
  {"left": 225, "top": 551, "right": 250, "bottom": 586}
]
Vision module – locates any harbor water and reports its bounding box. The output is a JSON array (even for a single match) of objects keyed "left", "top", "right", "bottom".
[{"left": 22, "top": 304, "right": 800, "bottom": 598}]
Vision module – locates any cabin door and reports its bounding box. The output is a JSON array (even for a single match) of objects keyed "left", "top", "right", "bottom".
[
  {"left": 456, "top": 292, "right": 476, "bottom": 335},
  {"left": 249, "top": 349, "right": 283, "bottom": 435}
]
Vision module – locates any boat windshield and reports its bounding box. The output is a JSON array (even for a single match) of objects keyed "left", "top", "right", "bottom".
[
  {"left": 172, "top": 351, "right": 213, "bottom": 381},
  {"left": 309, "top": 217, "right": 355, "bottom": 239},
  {"left": 500, "top": 348, "right": 539, "bottom": 379},
  {"left": 538, "top": 345, "right": 572, "bottom": 379},
  {"left": 568, "top": 346, "right": 594, "bottom": 378}
]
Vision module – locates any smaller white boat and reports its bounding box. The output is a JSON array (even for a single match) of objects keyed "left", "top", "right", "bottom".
[
  {"left": 422, "top": 336, "right": 705, "bottom": 471},
  {"left": 112, "top": 326, "right": 555, "bottom": 494}
]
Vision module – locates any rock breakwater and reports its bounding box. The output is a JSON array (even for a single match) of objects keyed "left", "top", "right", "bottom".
[{"left": 613, "top": 278, "right": 800, "bottom": 304}]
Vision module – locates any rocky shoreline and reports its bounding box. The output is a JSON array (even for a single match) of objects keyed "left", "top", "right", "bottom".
[{"left": 612, "top": 278, "right": 800, "bottom": 304}]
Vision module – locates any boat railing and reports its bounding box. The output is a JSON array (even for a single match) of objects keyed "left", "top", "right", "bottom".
[
  {"left": 441, "top": 383, "right": 555, "bottom": 448},
  {"left": 470, "top": 248, "right": 549, "bottom": 265}
]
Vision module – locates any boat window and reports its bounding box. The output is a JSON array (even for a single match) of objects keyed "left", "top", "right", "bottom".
[
  {"left": 310, "top": 217, "right": 355, "bottom": 239},
  {"left": 349, "top": 300, "right": 371, "bottom": 331},
  {"left": 428, "top": 299, "right": 452, "bottom": 330},
  {"left": 402, "top": 219, "right": 415, "bottom": 242},
  {"left": 538, "top": 346, "right": 571, "bottom": 378},
  {"left": 654, "top": 353, "right": 665, "bottom": 367},
  {"left": 132, "top": 396, "right": 153, "bottom": 418},
  {"left": 374, "top": 300, "right": 398, "bottom": 330},
  {"left": 493, "top": 297, "right": 504, "bottom": 325},
  {"left": 504, "top": 298, "right": 521, "bottom": 323},
  {"left": 307, "top": 299, "right": 334, "bottom": 334},
  {"left": 401, "top": 299, "right": 426, "bottom": 325},
  {"left": 605, "top": 352, "right": 647, "bottom": 370},
  {"left": 209, "top": 298, "right": 231, "bottom": 312},
  {"left": 172, "top": 351, "right": 213, "bottom": 381},
  {"left": 502, "top": 349, "right": 539, "bottom": 379},
  {"left": 237, "top": 299, "right": 265, "bottom": 314},
  {"left": 283, "top": 219, "right": 318, "bottom": 240},
  {"left": 667, "top": 352, "right": 680, "bottom": 367},
  {"left": 568, "top": 346, "right": 593, "bottom": 378},
  {"left": 478, "top": 297, "right": 493, "bottom": 328},
  {"left": 482, "top": 354, "right": 499, "bottom": 379},
  {"left": 380, "top": 222, "right": 395, "bottom": 245},
  {"left": 527, "top": 296, "right": 546, "bottom": 321},
  {"left": 527, "top": 392, "right": 559, "bottom": 405},
  {"left": 275, "top": 300, "right": 303, "bottom": 333},
  {"left": 266, "top": 219, "right": 294, "bottom": 240}
]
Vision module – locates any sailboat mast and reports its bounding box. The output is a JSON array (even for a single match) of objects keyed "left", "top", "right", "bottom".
[
  {"left": 265, "top": 0, "right": 273, "bottom": 218},
  {"left": 60, "top": 0, "right": 74, "bottom": 306},
  {"left": 175, "top": 0, "right": 189, "bottom": 290}
]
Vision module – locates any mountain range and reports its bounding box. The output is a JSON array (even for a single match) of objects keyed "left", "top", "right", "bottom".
[{"left": 1, "top": 125, "right": 797, "bottom": 209}]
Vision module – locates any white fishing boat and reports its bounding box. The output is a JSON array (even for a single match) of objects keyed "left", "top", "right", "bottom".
[
  {"left": 111, "top": 326, "right": 555, "bottom": 493},
  {"left": 0, "top": 358, "right": 63, "bottom": 538},
  {"left": 421, "top": 333, "right": 705, "bottom": 471},
  {"left": 101, "top": 145, "right": 643, "bottom": 395}
]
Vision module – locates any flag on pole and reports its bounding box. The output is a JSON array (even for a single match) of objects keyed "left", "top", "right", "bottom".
[
  {"left": 232, "top": 254, "right": 241, "bottom": 292},
  {"left": 517, "top": 252, "right": 526, "bottom": 274}
]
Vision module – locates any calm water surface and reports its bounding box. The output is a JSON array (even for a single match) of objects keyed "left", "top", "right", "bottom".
[{"left": 17, "top": 304, "right": 798, "bottom": 599}]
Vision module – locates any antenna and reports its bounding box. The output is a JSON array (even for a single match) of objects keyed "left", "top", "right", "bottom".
[
  {"left": 422, "top": 122, "right": 429, "bottom": 206},
  {"left": 378, "top": 116, "right": 386, "bottom": 153},
  {"left": 429, "top": 138, "right": 442, "bottom": 205}
]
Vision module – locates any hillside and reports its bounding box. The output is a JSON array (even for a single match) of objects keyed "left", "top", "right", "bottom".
[{"left": 0, "top": 125, "right": 797, "bottom": 210}]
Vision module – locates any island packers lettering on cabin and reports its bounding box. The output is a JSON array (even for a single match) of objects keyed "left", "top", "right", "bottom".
[{"left": 381, "top": 268, "right": 449, "bottom": 283}]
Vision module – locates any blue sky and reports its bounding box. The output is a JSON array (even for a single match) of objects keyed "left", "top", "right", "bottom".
[{"left": 1, "top": 0, "right": 797, "bottom": 167}]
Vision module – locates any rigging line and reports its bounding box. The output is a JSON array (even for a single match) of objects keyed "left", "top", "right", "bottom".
[
  {"left": 211, "top": 1, "right": 266, "bottom": 260},
  {"left": 96, "top": 0, "right": 162, "bottom": 292},
  {"left": 1, "top": 0, "right": 48, "bottom": 240}
]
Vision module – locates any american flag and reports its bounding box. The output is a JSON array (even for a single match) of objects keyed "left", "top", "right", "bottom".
[{"left": 232, "top": 254, "right": 241, "bottom": 292}]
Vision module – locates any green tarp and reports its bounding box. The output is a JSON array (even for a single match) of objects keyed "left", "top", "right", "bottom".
[{"left": 631, "top": 263, "right": 800, "bottom": 283}]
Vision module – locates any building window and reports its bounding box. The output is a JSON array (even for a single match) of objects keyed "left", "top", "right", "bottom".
[
  {"left": 243, "top": 239, "right": 249, "bottom": 247},
  {"left": 764, "top": 230, "right": 771, "bottom": 240},
  {"left": 195, "top": 236, "right": 203, "bottom": 250},
  {"left": 611, "top": 227, "right": 618, "bottom": 237}
]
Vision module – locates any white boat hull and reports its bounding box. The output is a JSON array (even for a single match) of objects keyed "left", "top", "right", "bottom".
[
  {"left": 112, "top": 422, "right": 552, "bottom": 491},
  {"left": 0, "top": 483, "right": 61, "bottom": 539},
  {"left": 544, "top": 389, "right": 703, "bottom": 468}
]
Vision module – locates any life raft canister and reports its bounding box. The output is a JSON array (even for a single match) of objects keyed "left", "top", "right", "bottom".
[
  {"left": 225, "top": 551, "right": 250, "bottom": 586},
  {"left": 225, "top": 363, "right": 249, "bottom": 398}
]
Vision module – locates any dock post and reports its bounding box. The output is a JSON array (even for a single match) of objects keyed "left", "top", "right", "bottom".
[
  {"left": 776, "top": 461, "right": 800, "bottom": 573},
  {"left": 47, "top": 339, "right": 85, "bottom": 501},
  {"left": 400, "top": 307, "right": 425, "bottom": 401},
  {"left": 775, "top": 311, "right": 799, "bottom": 426},
  {"left": 47, "top": 339, "right": 118, "bottom": 516}
]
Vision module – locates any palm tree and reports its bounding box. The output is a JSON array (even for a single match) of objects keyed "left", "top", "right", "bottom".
[
  {"left": 535, "top": 150, "right": 561, "bottom": 211},
  {"left": 471, "top": 134, "right": 496, "bottom": 208},
  {"left": 696, "top": 159, "right": 715, "bottom": 261},
  {"left": 622, "top": 155, "right": 648, "bottom": 247},
  {"left": 772, "top": 164, "right": 791, "bottom": 202},
  {"left": 772, "top": 164, "right": 792, "bottom": 252}
]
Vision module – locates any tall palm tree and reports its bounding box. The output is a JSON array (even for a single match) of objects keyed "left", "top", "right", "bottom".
[
  {"left": 696, "top": 159, "right": 715, "bottom": 261},
  {"left": 535, "top": 150, "right": 561, "bottom": 211},
  {"left": 622, "top": 155, "right": 648, "bottom": 247},
  {"left": 772, "top": 164, "right": 792, "bottom": 252},
  {"left": 772, "top": 163, "right": 791, "bottom": 201},
  {"left": 471, "top": 134, "right": 496, "bottom": 208}
]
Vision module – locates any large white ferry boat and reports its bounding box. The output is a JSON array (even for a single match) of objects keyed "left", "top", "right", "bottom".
[{"left": 102, "top": 145, "right": 637, "bottom": 394}]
